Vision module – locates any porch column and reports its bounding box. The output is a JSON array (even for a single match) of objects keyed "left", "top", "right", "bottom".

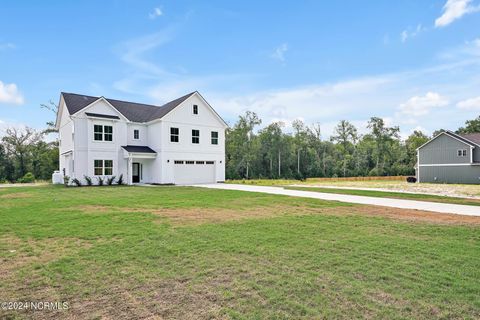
[{"left": 128, "top": 156, "right": 133, "bottom": 185}]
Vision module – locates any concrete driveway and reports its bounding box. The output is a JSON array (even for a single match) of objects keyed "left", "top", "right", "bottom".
[{"left": 194, "top": 184, "right": 480, "bottom": 217}]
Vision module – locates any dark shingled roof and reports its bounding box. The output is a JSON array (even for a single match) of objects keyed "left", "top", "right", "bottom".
[
  {"left": 121, "top": 145, "right": 157, "bottom": 153},
  {"left": 62, "top": 91, "right": 196, "bottom": 123},
  {"left": 459, "top": 133, "right": 480, "bottom": 146}
]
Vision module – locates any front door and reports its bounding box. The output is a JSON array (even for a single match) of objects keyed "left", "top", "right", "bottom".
[{"left": 132, "top": 162, "right": 140, "bottom": 183}]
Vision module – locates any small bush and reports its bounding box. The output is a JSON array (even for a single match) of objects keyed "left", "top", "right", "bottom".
[
  {"left": 72, "top": 178, "right": 82, "bottom": 187},
  {"left": 117, "top": 174, "right": 124, "bottom": 185},
  {"left": 97, "top": 177, "right": 104, "bottom": 186},
  {"left": 63, "top": 175, "right": 70, "bottom": 186},
  {"left": 18, "top": 172, "right": 35, "bottom": 183},
  {"left": 406, "top": 176, "right": 417, "bottom": 183},
  {"left": 84, "top": 175, "right": 93, "bottom": 186},
  {"left": 107, "top": 176, "right": 116, "bottom": 185}
]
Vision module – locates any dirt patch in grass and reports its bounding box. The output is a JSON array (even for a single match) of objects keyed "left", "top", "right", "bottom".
[
  {"left": 74, "top": 203, "right": 480, "bottom": 226},
  {"left": 0, "top": 192, "right": 32, "bottom": 199}
]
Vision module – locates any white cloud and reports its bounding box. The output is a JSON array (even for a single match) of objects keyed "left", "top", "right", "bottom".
[
  {"left": 270, "top": 43, "right": 288, "bottom": 62},
  {"left": 398, "top": 92, "right": 449, "bottom": 118},
  {"left": 149, "top": 7, "right": 163, "bottom": 19},
  {"left": 0, "top": 81, "right": 24, "bottom": 105},
  {"left": 435, "top": 0, "right": 480, "bottom": 27},
  {"left": 457, "top": 96, "right": 480, "bottom": 109},
  {"left": 401, "top": 24, "right": 424, "bottom": 43}
]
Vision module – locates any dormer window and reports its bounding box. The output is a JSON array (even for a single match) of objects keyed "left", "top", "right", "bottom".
[{"left": 193, "top": 104, "right": 198, "bottom": 115}]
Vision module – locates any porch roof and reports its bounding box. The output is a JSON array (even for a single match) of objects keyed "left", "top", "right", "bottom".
[{"left": 121, "top": 145, "right": 157, "bottom": 154}]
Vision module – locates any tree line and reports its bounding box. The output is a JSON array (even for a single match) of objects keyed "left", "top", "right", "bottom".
[
  {"left": 226, "top": 112, "right": 480, "bottom": 180},
  {"left": 1, "top": 102, "right": 479, "bottom": 183}
]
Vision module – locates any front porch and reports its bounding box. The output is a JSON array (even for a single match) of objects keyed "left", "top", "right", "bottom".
[{"left": 122, "top": 145, "right": 157, "bottom": 185}]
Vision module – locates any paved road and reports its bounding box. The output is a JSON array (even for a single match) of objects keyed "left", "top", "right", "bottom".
[{"left": 194, "top": 184, "right": 480, "bottom": 217}]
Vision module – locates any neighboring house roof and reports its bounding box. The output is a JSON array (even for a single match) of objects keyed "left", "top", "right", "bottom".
[
  {"left": 417, "top": 130, "right": 477, "bottom": 150},
  {"left": 458, "top": 133, "right": 480, "bottom": 146},
  {"left": 85, "top": 112, "right": 120, "bottom": 120},
  {"left": 62, "top": 91, "right": 196, "bottom": 123},
  {"left": 121, "top": 145, "right": 157, "bottom": 153}
]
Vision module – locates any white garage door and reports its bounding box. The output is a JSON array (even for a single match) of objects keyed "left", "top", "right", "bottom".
[{"left": 174, "top": 160, "right": 216, "bottom": 185}]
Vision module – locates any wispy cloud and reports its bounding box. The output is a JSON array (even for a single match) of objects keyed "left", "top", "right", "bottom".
[
  {"left": 435, "top": 0, "right": 480, "bottom": 28},
  {"left": 0, "top": 81, "right": 24, "bottom": 105},
  {"left": 0, "top": 42, "right": 15, "bottom": 51},
  {"left": 149, "top": 7, "right": 163, "bottom": 19},
  {"left": 457, "top": 96, "right": 480, "bottom": 109},
  {"left": 270, "top": 43, "right": 288, "bottom": 63},
  {"left": 397, "top": 92, "right": 449, "bottom": 119},
  {"left": 401, "top": 24, "right": 424, "bottom": 43}
]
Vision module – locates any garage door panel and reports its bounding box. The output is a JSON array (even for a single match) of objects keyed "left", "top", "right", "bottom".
[{"left": 174, "top": 161, "right": 215, "bottom": 184}]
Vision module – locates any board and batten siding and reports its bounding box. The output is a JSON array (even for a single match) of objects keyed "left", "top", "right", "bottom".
[
  {"left": 418, "top": 134, "right": 471, "bottom": 165},
  {"left": 419, "top": 166, "right": 480, "bottom": 184}
]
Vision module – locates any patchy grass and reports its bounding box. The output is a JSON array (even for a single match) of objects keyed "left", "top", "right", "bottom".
[
  {"left": 286, "top": 186, "right": 480, "bottom": 207},
  {"left": 0, "top": 185, "right": 479, "bottom": 319}
]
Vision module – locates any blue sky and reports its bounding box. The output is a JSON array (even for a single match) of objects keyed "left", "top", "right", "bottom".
[{"left": 1, "top": 0, "right": 480, "bottom": 138}]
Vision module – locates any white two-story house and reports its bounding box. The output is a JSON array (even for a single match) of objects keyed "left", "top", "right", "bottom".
[{"left": 55, "top": 91, "right": 227, "bottom": 185}]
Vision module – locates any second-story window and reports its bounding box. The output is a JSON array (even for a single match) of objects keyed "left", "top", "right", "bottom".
[
  {"left": 133, "top": 129, "right": 139, "bottom": 140},
  {"left": 457, "top": 149, "right": 467, "bottom": 157},
  {"left": 192, "top": 129, "right": 200, "bottom": 144},
  {"left": 170, "top": 127, "right": 179, "bottom": 142},
  {"left": 104, "top": 125, "right": 113, "bottom": 141},
  {"left": 94, "top": 125, "right": 103, "bottom": 141},
  {"left": 94, "top": 125, "right": 113, "bottom": 141},
  {"left": 193, "top": 104, "right": 198, "bottom": 115},
  {"left": 211, "top": 131, "right": 218, "bottom": 145}
]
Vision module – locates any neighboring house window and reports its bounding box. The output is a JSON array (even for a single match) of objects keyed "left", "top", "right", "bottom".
[
  {"left": 94, "top": 160, "right": 113, "bottom": 175},
  {"left": 94, "top": 125, "right": 113, "bottom": 141},
  {"left": 133, "top": 129, "right": 139, "bottom": 140},
  {"left": 94, "top": 125, "right": 103, "bottom": 141},
  {"left": 457, "top": 149, "right": 467, "bottom": 157},
  {"left": 170, "top": 127, "right": 179, "bottom": 142},
  {"left": 192, "top": 129, "right": 200, "bottom": 144},
  {"left": 211, "top": 131, "right": 218, "bottom": 145},
  {"left": 193, "top": 105, "right": 198, "bottom": 114}
]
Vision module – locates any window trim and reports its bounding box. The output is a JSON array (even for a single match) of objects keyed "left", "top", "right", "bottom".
[
  {"left": 457, "top": 149, "right": 467, "bottom": 157},
  {"left": 93, "top": 124, "right": 114, "bottom": 142},
  {"left": 94, "top": 159, "right": 114, "bottom": 176},
  {"left": 193, "top": 104, "right": 198, "bottom": 115},
  {"left": 192, "top": 129, "right": 200, "bottom": 144},
  {"left": 133, "top": 129, "right": 140, "bottom": 140}
]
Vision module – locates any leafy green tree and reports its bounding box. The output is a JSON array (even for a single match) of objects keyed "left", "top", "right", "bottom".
[
  {"left": 330, "top": 120, "right": 358, "bottom": 177},
  {"left": 457, "top": 116, "right": 480, "bottom": 134},
  {"left": 367, "top": 117, "right": 400, "bottom": 175},
  {"left": 405, "top": 130, "right": 429, "bottom": 169}
]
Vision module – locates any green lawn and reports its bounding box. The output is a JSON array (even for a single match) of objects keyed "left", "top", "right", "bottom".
[
  {"left": 0, "top": 185, "right": 479, "bottom": 319},
  {"left": 286, "top": 186, "right": 480, "bottom": 206}
]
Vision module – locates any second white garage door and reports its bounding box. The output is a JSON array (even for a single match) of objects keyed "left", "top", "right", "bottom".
[{"left": 173, "top": 160, "right": 216, "bottom": 184}]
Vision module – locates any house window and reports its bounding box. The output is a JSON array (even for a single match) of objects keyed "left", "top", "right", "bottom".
[
  {"left": 104, "top": 160, "right": 113, "bottom": 175},
  {"left": 186, "top": 160, "right": 194, "bottom": 164},
  {"left": 104, "top": 126, "right": 113, "bottom": 141},
  {"left": 94, "top": 125, "right": 103, "bottom": 141},
  {"left": 174, "top": 160, "right": 184, "bottom": 164},
  {"left": 193, "top": 105, "right": 198, "bottom": 115},
  {"left": 457, "top": 149, "right": 467, "bottom": 157},
  {"left": 192, "top": 129, "right": 200, "bottom": 144},
  {"left": 94, "top": 125, "right": 113, "bottom": 141},
  {"left": 206, "top": 161, "right": 214, "bottom": 165},
  {"left": 170, "top": 127, "right": 179, "bottom": 142},
  {"left": 133, "top": 129, "right": 139, "bottom": 140},
  {"left": 94, "top": 160, "right": 113, "bottom": 175},
  {"left": 94, "top": 160, "right": 103, "bottom": 175},
  {"left": 211, "top": 131, "right": 218, "bottom": 145},
  {"left": 196, "top": 161, "right": 205, "bottom": 164}
]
